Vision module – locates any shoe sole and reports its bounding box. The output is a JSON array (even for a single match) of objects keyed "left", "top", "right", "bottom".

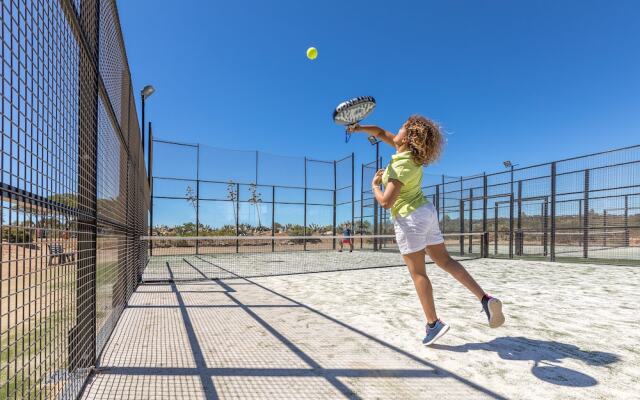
[
  {"left": 488, "top": 298, "right": 505, "bottom": 328},
  {"left": 423, "top": 324, "right": 450, "bottom": 346}
]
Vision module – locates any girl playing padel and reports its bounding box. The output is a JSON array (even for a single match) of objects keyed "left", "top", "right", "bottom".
[{"left": 349, "top": 116, "right": 505, "bottom": 346}]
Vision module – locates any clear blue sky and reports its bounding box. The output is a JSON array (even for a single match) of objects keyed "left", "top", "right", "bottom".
[
  {"left": 120, "top": 0, "right": 639, "bottom": 174},
  {"left": 118, "top": 0, "right": 640, "bottom": 227}
]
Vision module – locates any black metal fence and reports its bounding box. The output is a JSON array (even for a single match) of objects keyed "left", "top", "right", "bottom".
[
  {"left": 422, "top": 145, "right": 640, "bottom": 264},
  {"left": 151, "top": 139, "right": 355, "bottom": 251},
  {"left": 0, "top": 0, "right": 149, "bottom": 398},
  {"left": 155, "top": 140, "right": 640, "bottom": 266}
]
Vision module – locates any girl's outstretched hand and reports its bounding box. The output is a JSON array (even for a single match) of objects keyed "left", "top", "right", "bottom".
[{"left": 347, "top": 123, "right": 361, "bottom": 133}]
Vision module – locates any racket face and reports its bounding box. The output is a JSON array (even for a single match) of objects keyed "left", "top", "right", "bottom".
[{"left": 333, "top": 96, "right": 376, "bottom": 125}]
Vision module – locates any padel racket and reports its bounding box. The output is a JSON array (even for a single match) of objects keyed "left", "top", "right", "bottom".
[{"left": 333, "top": 96, "right": 376, "bottom": 143}]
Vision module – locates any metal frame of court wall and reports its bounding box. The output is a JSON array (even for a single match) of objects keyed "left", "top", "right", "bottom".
[
  {"left": 150, "top": 139, "right": 355, "bottom": 252},
  {"left": 152, "top": 139, "right": 639, "bottom": 266},
  {"left": 423, "top": 144, "right": 640, "bottom": 265},
  {"left": 0, "top": 1, "right": 149, "bottom": 399}
]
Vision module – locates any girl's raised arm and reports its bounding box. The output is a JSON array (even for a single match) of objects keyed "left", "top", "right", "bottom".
[{"left": 347, "top": 124, "right": 396, "bottom": 148}]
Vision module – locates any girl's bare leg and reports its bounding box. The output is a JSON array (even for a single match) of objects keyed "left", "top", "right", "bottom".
[
  {"left": 403, "top": 250, "right": 438, "bottom": 323},
  {"left": 428, "top": 243, "right": 505, "bottom": 328},
  {"left": 426, "top": 243, "right": 485, "bottom": 300}
]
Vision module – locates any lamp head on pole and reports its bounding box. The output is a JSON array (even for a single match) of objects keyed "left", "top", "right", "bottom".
[{"left": 141, "top": 85, "right": 155, "bottom": 100}]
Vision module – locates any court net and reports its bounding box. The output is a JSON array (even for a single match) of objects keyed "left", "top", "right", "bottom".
[{"left": 140, "top": 233, "right": 486, "bottom": 282}]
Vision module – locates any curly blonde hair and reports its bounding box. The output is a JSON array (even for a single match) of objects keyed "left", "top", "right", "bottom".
[{"left": 404, "top": 115, "right": 444, "bottom": 166}]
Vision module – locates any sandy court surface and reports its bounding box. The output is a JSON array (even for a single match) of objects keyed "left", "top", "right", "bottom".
[
  {"left": 248, "top": 259, "right": 639, "bottom": 399},
  {"left": 83, "top": 258, "right": 639, "bottom": 399}
]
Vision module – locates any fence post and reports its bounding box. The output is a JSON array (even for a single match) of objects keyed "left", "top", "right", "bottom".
[
  {"left": 373, "top": 179, "right": 379, "bottom": 250},
  {"left": 516, "top": 180, "right": 522, "bottom": 256},
  {"left": 72, "top": 0, "right": 100, "bottom": 371},
  {"left": 379, "top": 156, "right": 383, "bottom": 247},
  {"left": 272, "top": 186, "right": 275, "bottom": 252},
  {"left": 509, "top": 174, "right": 514, "bottom": 259},
  {"left": 196, "top": 144, "right": 200, "bottom": 255},
  {"left": 373, "top": 158, "right": 381, "bottom": 250},
  {"left": 468, "top": 188, "right": 473, "bottom": 254},
  {"left": 149, "top": 126, "right": 154, "bottom": 256},
  {"left": 360, "top": 163, "right": 364, "bottom": 249},
  {"left": 494, "top": 204, "right": 498, "bottom": 255},
  {"left": 304, "top": 157, "right": 307, "bottom": 251},
  {"left": 482, "top": 174, "right": 488, "bottom": 258},
  {"left": 435, "top": 185, "right": 440, "bottom": 216},
  {"left": 459, "top": 176, "right": 464, "bottom": 253},
  {"left": 577, "top": 199, "right": 583, "bottom": 248},
  {"left": 550, "top": 162, "right": 557, "bottom": 261},
  {"left": 459, "top": 199, "right": 465, "bottom": 255},
  {"left": 603, "top": 210, "right": 608, "bottom": 247},
  {"left": 583, "top": 169, "right": 590, "bottom": 258},
  {"left": 543, "top": 199, "right": 549, "bottom": 256},
  {"left": 236, "top": 183, "right": 240, "bottom": 253},
  {"left": 624, "top": 195, "right": 629, "bottom": 247},
  {"left": 351, "top": 153, "right": 355, "bottom": 238},
  {"left": 378, "top": 156, "right": 384, "bottom": 243},
  {"left": 333, "top": 160, "right": 337, "bottom": 250},
  {"left": 441, "top": 175, "right": 446, "bottom": 234}
]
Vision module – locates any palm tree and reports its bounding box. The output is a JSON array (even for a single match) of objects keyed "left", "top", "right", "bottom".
[
  {"left": 185, "top": 186, "right": 198, "bottom": 234},
  {"left": 185, "top": 185, "right": 197, "bottom": 212},
  {"left": 308, "top": 223, "right": 320, "bottom": 235},
  {"left": 248, "top": 183, "right": 262, "bottom": 229},
  {"left": 226, "top": 181, "right": 238, "bottom": 228}
]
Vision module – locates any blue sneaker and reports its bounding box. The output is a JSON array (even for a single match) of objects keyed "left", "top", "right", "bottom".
[
  {"left": 422, "top": 319, "right": 450, "bottom": 346},
  {"left": 481, "top": 295, "right": 505, "bottom": 328}
]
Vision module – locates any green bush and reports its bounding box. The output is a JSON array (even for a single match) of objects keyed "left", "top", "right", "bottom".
[
  {"left": 2, "top": 227, "right": 33, "bottom": 243},
  {"left": 285, "top": 225, "right": 305, "bottom": 236}
]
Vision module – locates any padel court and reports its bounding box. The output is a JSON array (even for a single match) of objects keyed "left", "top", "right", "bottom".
[
  {"left": 1, "top": 1, "right": 639, "bottom": 399},
  {"left": 80, "top": 257, "right": 638, "bottom": 399}
]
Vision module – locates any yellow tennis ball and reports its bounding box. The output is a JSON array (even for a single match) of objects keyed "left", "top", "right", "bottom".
[{"left": 306, "top": 47, "right": 318, "bottom": 60}]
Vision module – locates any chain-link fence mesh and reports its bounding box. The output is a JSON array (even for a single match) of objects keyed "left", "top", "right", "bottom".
[
  {"left": 150, "top": 140, "right": 355, "bottom": 253},
  {"left": 422, "top": 146, "right": 640, "bottom": 264},
  {"left": 1, "top": 1, "right": 149, "bottom": 398}
]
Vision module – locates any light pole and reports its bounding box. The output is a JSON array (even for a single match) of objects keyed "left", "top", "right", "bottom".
[
  {"left": 369, "top": 135, "right": 381, "bottom": 249},
  {"left": 141, "top": 85, "right": 155, "bottom": 246},
  {"left": 141, "top": 85, "right": 155, "bottom": 161},
  {"left": 503, "top": 160, "right": 515, "bottom": 194},
  {"left": 368, "top": 135, "right": 381, "bottom": 168}
]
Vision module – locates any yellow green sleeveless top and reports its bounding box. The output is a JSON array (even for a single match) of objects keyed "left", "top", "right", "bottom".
[{"left": 381, "top": 151, "right": 427, "bottom": 218}]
